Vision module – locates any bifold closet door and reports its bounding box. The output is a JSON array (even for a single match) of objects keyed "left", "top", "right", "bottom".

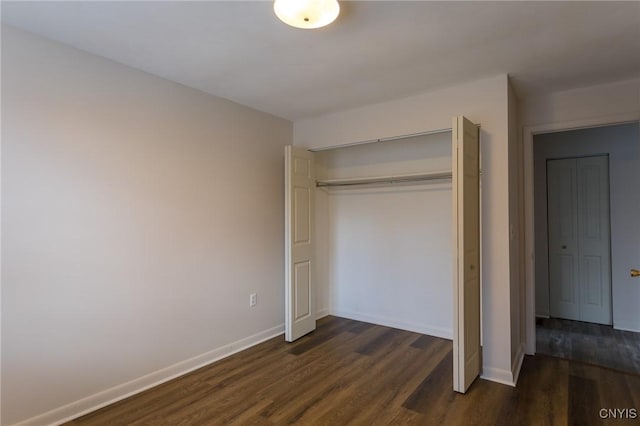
[
  {"left": 284, "top": 146, "right": 316, "bottom": 342},
  {"left": 452, "top": 116, "right": 481, "bottom": 393},
  {"left": 547, "top": 155, "right": 611, "bottom": 325}
]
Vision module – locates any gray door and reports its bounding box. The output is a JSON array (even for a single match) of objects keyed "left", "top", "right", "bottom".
[{"left": 547, "top": 155, "right": 612, "bottom": 325}]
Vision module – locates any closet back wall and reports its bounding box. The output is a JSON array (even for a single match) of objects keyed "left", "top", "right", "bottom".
[{"left": 316, "top": 133, "right": 453, "bottom": 338}]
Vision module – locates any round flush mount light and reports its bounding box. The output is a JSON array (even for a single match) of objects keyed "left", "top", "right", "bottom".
[{"left": 274, "top": 0, "right": 340, "bottom": 29}]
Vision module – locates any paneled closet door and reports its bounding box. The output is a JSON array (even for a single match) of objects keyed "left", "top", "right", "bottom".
[
  {"left": 284, "top": 146, "right": 316, "bottom": 342},
  {"left": 547, "top": 155, "right": 611, "bottom": 325},
  {"left": 547, "top": 159, "right": 580, "bottom": 321},
  {"left": 452, "top": 116, "right": 481, "bottom": 393}
]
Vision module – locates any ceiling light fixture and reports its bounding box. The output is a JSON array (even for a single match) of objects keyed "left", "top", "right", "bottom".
[{"left": 274, "top": 0, "right": 340, "bottom": 29}]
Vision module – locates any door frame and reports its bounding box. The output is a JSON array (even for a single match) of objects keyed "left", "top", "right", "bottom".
[{"left": 522, "top": 113, "right": 640, "bottom": 355}]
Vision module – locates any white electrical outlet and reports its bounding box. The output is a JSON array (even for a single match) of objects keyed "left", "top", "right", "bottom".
[{"left": 249, "top": 293, "right": 257, "bottom": 307}]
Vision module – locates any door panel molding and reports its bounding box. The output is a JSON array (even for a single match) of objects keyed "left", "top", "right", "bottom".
[
  {"left": 285, "top": 146, "right": 316, "bottom": 342},
  {"left": 547, "top": 155, "right": 611, "bottom": 325}
]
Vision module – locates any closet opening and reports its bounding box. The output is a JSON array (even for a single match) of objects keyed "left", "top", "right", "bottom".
[
  {"left": 313, "top": 130, "right": 454, "bottom": 342},
  {"left": 285, "top": 116, "right": 481, "bottom": 392}
]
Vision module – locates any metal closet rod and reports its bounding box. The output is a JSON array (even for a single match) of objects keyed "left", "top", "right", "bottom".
[
  {"left": 309, "top": 124, "right": 481, "bottom": 152},
  {"left": 316, "top": 171, "right": 453, "bottom": 188},
  {"left": 309, "top": 128, "right": 451, "bottom": 152}
]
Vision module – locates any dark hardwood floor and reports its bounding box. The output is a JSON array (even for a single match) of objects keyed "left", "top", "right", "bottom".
[
  {"left": 537, "top": 317, "right": 640, "bottom": 376},
  {"left": 66, "top": 316, "right": 640, "bottom": 425}
]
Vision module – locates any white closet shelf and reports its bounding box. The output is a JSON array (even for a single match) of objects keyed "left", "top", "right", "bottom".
[{"left": 316, "top": 170, "right": 453, "bottom": 187}]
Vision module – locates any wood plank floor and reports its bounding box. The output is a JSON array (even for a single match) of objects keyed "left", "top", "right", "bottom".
[
  {"left": 66, "top": 316, "right": 640, "bottom": 425},
  {"left": 537, "top": 317, "right": 640, "bottom": 376}
]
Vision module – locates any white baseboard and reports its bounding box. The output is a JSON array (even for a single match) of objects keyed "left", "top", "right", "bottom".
[
  {"left": 535, "top": 314, "right": 550, "bottom": 319},
  {"left": 480, "top": 343, "right": 524, "bottom": 388},
  {"left": 13, "top": 324, "right": 285, "bottom": 426},
  {"left": 316, "top": 308, "right": 330, "bottom": 319},
  {"left": 614, "top": 320, "right": 640, "bottom": 333},
  {"left": 330, "top": 309, "right": 452, "bottom": 340},
  {"left": 511, "top": 343, "right": 525, "bottom": 386},
  {"left": 480, "top": 366, "right": 515, "bottom": 387}
]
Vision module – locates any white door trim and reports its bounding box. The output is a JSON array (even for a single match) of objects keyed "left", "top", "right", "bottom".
[{"left": 523, "top": 113, "right": 640, "bottom": 355}]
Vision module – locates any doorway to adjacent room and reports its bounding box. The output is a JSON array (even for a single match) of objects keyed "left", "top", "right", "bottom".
[{"left": 532, "top": 123, "right": 640, "bottom": 375}]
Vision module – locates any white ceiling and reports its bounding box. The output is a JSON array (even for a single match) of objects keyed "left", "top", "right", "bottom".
[{"left": 2, "top": 1, "right": 639, "bottom": 121}]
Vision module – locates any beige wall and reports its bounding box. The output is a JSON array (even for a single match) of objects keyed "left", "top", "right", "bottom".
[
  {"left": 520, "top": 78, "right": 640, "bottom": 127},
  {"left": 1, "top": 26, "right": 291, "bottom": 425}
]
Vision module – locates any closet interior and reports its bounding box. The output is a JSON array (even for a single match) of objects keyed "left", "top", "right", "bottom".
[{"left": 313, "top": 131, "right": 455, "bottom": 339}]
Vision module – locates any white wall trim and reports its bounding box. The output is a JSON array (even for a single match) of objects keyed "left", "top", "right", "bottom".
[
  {"left": 480, "top": 343, "right": 523, "bottom": 388},
  {"left": 511, "top": 343, "right": 525, "bottom": 386},
  {"left": 331, "top": 309, "right": 453, "bottom": 340},
  {"left": 12, "top": 324, "right": 285, "bottom": 426},
  {"left": 523, "top": 112, "right": 640, "bottom": 356},
  {"left": 480, "top": 367, "right": 515, "bottom": 387},
  {"left": 614, "top": 321, "right": 640, "bottom": 333},
  {"left": 316, "top": 308, "right": 330, "bottom": 320}
]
